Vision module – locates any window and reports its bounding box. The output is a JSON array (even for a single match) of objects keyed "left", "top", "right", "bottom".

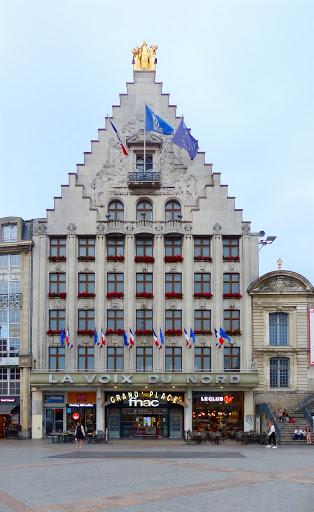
[
  {"left": 223, "top": 238, "right": 239, "bottom": 259},
  {"left": 49, "top": 347, "right": 65, "bottom": 371},
  {"left": 165, "top": 273, "right": 182, "bottom": 295},
  {"left": 194, "top": 273, "right": 211, "bottom": 294},
  {"left": 224, "top": 347, "right": 240, "bottom": 372},
  {"left": 165, "top": 200, "right": 181, "bottom": 220},
  {"left": 108, "top": 200, "right": 124, "bottom": 221},
  {"left": 50, "top": 237, "right": 66, "bottom": 258},
  {"left": 0, "top": 338, "right": 20, "bottom": 358},
  {"left": 194, "top": 310, "right": 211, "bottom": 332},
  {"left": 49, "top": 273, "right": 66, "bottom": 294},
  {"left": 136, "top": 155, "right": 153, "bottom": 172},
  {"left": 165, "top": 347, "right": 182, "bottom": 372},
  {"left": 0, "top": 366, "right": 20, "bottom": 394},
  {"left": 223, "top": 273, "right": 240, "bottom": 294},
  {"left": 49, "top": 310, "right": 65, "bottom": 332},
  {"left": 136, "top": 347, "right": 153, "bottom": 372},
  {"left": 136, "top": 237, "right": 153, "bottom": 257},
  {"left": 78, "top": 273, "right": 95, "bottom": 294},
  {"left": 107, "top": 237, "right": 124, "bottom": 258},
  {"left": 223, "top": 310, "right": 240, "bottom": 333},
  {"left": 1, "top": 224, "right": 17, "bottom": 242},
  {"left": 0, "top": 368, "right": 8, "bottom": 394},
  {"left": 165, "top": 237, "right": 182, "bottom": 257},
  {"left": 137, "top": 200, "right": 153, "bottom": 220},
  {"left": 269, "top": 313, "right": 288, "bottom": 346},
  {"left": 165, "top": 310, "right": 182, "bottom": 331},
  {"left": 270, "top": 357, "right": 290, "bottom": 388},
  {"left": 107, "top": 347, "right": 124, "bottom": 371},
  {"left": 194, "top": 237, "right": 210, "bottom": 259},
  {"left": 78, "top": 310, "right": 94, "bottom": 331},
  {"left": 136, "top": 273, "right": 153, "bottom": 295},
  {"left": 78, "top": 347, "right": 94, "bottom": 371},
  {"left": 195, "top": 347, "right": 211, "bottom": 372},
  {"left": 107, "top": 273, "right": 124, "bottom": 294},
  {"left": 78, "top": 237, "right": 95, "bottom": 258},
  {"left": 107, "top": 310, "right": 123, "bottom": 332},
  {"left": 136, "top": 310, "right": 153, "bottom": 332}
]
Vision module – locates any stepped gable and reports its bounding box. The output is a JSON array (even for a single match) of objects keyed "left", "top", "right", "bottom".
[{"left": 249, "top": 270, "right": 314, "bottom": 294}]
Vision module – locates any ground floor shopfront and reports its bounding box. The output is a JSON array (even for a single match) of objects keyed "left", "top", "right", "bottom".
[
  {"left": 30, "top": 372, "right": 259, "bottom": 439},
  {"left": 0, "top": 396, "right": 20, "bottom": 438}
]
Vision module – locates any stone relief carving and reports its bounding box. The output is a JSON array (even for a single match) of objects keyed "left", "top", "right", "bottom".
[
  {"left": 54, "top": 263, "right": 61, "bottom": 272},
  {"left": 97, "top": 223, "right": 106, "bottom": 233},
  {"left": 92, "top": 164, "right": 127, "bottom": 207},
  {"left": 170, "top": 301, "right": 177, "bottom": 309},
  {"left": 38, "top": 223, "right": 47, "bottom": 234},
  {"left": 67, "top": 223, "right": 76, "bottom": 233},
  {"left": 53, "top": 300, "right": 61, "bottom": 309},
  {"left": 229, "top": 301, "right": 235, "bottom": 309},
  {"left": 213, "top": 223, "right": 221, "bottom": 232},
  {"left": 121, "top": 114, "right": 144, "bottom": 136},
  {"left": 83, "top": 263, "right": 90, "bottom": 272},
  {"left": 170, "top": 338, "right": 178, "bottom": 345},
  {"left": 242, "top": 223, "right": 250, "bottom": 234},
  {"left": 258, "top": 276, "right": 306, "bottom": 292},
  {"left": 228, "top": 263, "right": 235, "bottom": 272},
  {"left": 112, "top": 263, "right": 119, "bottom": 271}
]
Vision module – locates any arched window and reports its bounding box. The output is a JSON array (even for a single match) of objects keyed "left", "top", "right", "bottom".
[
  {"left": 108, "top": 200, "right": 124, "bottom": 221},
  {"left": 165, "top": 200, "right": 181, "bottom": 221},
  {"left": 137, "top": 200, "right": 153, "bottom": 221}
]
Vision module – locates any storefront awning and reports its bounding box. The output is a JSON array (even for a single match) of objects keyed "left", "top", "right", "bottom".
[{"left": 0, "top": 403, "right": 18, "bottom": 414}]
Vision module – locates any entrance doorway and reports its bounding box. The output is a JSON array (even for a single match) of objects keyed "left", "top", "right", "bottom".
[{"left": 45, "top": 408, "right": 64, "bottom": 434}]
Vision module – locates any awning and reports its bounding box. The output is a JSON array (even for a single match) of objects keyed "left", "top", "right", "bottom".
[{"left": 0, "top": 403, "right": 19, "bottom": 414}]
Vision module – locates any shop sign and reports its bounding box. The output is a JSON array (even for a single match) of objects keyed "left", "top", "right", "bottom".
[
  {"left": 109, "top": 391, "right": 181, "bottom": 406},
  {"left": 68, "top": 403, "right": 94, "bottom": 408},
  {"left": 0, "top": 398, "right": 16, "bottom": 403},
  {"left": 72, "top": 412, "right": 80, "bottom": 421},
  {"left": 42, "top": 373, "right": 243, "bottom": 385},
  {"left": 44, "top": 394, "right": 64, "bottom": 403},
  {"left": 201, "top": 396, "right": 234, "bottom": 403}
]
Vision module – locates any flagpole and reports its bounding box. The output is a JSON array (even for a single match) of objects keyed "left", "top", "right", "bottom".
[
  {"left": 106, "top": 116, "right": 138, "bottom": 172},
  {"left": 144, "top": 104, "right": 146, "bottom": 174},
  {"left": 152, "top": 116, "right": 182, "bottom": 173}
]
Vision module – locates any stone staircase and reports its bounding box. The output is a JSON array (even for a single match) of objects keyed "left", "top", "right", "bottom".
[{"left": 279, "top": 409, "right": 312, "bottom": 446}]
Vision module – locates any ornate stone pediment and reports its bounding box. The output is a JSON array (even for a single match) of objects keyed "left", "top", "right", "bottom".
[
  {"left": 249, "top": 271, "right": 313, "bottom": 294},
  {"left": 126, "top": 130, "right": 163, "bottom": 146}
]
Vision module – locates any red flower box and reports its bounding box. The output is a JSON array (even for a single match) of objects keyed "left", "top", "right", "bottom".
[
  {"left": 224, "top": 329, "right": 241, "bottom": 336},
  {"left": 135, "top": 256, "right": 155, "bottom": 263},
  {"left": 107, "top": 255, "right": 125, "bottom": 262},
  {"left": 194, "top": 256, "right": 212, "bottom": 262},
  {"left": 164, "top": 255, "right": 183, "bottom": 263},
  {"left": 223, "top": 256, "right": 240, "bottom": 261},
  {"left": 135, "top": 329, "right": 153, "bottom": 336},
  {"left": 46, "top": 330, "right": 61, "bottom": 336},
  {"left": 105, "top": 329, "right": 124, "bottom": 336},
  {"left": 106, "top": 292, "right": 124, "bottom": 299},
  {"left": 48, "top": 292, "right": 67, "bottom": 299},
  {"left": 193, "top": 293, "right": 213, "bottom": 299},
  {"left": 77, "top": 292, "right": 96, "bottom": 298},
  {"left": 136, "top": 292, "right": 153, "bottom": 299},
  {"left": 77, "top": 329, "right": 94, "bottom": 337},
  {"left": 165, "top": 329, "right": 183, "bottom": 336},
  {"left": 223, "top": 293, "right": 242, "bottom": 299},
  {"left": 165, "top": 292, "right": 183, "bottom": 299},
  {"left": 78, "top": 256, "right": 95, "bottom": 261},
  {"left": 48, "top": 256, "right": 66, "bottom": 262},
  {"left": 194, "top": 330, "right": 212, "bottom": 335}
]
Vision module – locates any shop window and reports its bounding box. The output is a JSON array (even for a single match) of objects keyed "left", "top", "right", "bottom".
[
  {"left": 165, "top": 200, "right": 181, "bottom": 221},
  {"left": 136, "top": 237, "right": 153, "bottom": 258},
  {"left": 194, "top": 347, "right": 211, "bottom": 372},
  {"left": 165, "top": 347, "right": 182, "bottom": 372},
  {"left": 223, "top": 310, "right": 240, "bottom": 334},
  {"left": 49, "top": 273, "right": 66, "bottom": 294},
  {"left": 165, "top": 273, "right": 182, "bottom": 295},
  {"left": 194, "top": 273, "right": 211, "bottom": 294},
  {"left": 136, "top": 347, "right": 153, "bottom": 372},
  {"left": 107, "top": 273, "right": 124, "bottom": 294},
  {"left": 78, "top": 273, "right": 95, "bottom": 295},
  {"left": 107, "top": 237, "right": 124, "bottom": 258},
  {"left": 270, "top": 357, "right": 290, "bottom": 388},
  {"left": 136, "top": 310, "right": 153, "bottom": 332},
  {"left": 49, "top": 310, "right": 65, "bottom": 333},
  {"left": 107, "top": 310, "right": 123, "bottom": 332},
  {"left": 194, "top": 310, "right": 211, "bottom": 333},
  {"left": 108, "top": 200, "right": 124, "bottom": 221},
  {"left": 269, "top": 313, "right": 288, "bottom": 346},
  {"left": 136, "top": 154, "right": 153, "bottom": 172},
  {"left": 224, "top": 347, "right": 240, "bottom": 372},
  {"left": 107, "top": 347, "right": 124, "bottom": 371},
  {"left": 49, "top": 347, "right": 65, "bottom": 371},
  {"left": 1, "top": 224, "right": 17, "bottom": 242},
  {"left": 78, "top": 310, "right": 94, "bottom": 331},
  {"left": 223, "top": 273, "right": 240, "bottom": 294},
  {"left": 78, "top": 237, "right": 95, "bottom": 258},
  {"left": 50, "top": 237, "right": 66, "bottom": 258},
  {"left": 136, "top": 273, "right": 153, "bottom": 295},
  {"left": 78, "top": 347, "right": 94, "bottom": 371},
  {"left": 136, "top": 200, "right": 153, "bottom": 221},
  {"left": 194, "top": 237, "right": 211, "bottom": 260},
  {"left": 223, "top": 237, "right": 239, "bottom": 259},
  {"left": 165, "top": 310, "right": 182, "bottom": 332},
  {"left": 165, "top": 237, "right": 182, "bottom": 257}
]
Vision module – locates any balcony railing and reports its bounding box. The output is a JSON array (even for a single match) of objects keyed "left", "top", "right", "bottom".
[
  {"left": 128, "top": 171, "right": 161, "bottom": 187},
  {"left": 0, "top": 294, "right": 22, "bottom": 309}
]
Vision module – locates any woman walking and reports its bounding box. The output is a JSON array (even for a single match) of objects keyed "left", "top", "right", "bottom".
[
  {"left": 266, "top": 421, "right": 277, "bottom": 449},
  {"left": 74, "top": 421, "right": 85, "bottom": 448}
]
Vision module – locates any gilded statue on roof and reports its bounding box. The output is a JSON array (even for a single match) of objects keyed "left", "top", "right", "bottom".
[{"left": 132, "top": 42, "right": 158, "bottom": 71}]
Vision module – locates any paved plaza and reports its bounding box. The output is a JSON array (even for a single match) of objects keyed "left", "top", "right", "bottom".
[{"left": 0, "top": 439, "right": 313, "bottom": 512}]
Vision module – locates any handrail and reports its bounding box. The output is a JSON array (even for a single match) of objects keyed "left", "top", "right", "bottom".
[
  {"left": 255, "top": 402, "right": 282, "bottom": 444},
  {"left": 300, "top": 393, "right": 314, "bottom": 430}
]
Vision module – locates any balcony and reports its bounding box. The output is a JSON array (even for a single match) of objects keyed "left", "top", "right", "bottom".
[{"left": 128, "top": 171, "right": 161, "bottom": 188}]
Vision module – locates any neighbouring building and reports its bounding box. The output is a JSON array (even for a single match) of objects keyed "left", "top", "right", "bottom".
[{"left": 0, "top": 217, "right": 33, "bottom": 438}]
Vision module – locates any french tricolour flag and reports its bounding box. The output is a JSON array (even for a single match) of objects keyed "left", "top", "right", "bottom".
[
  {"left": 108, "top": 118, "right": 129, "bottom": 156},
  {"left": 66, "top": 328, "right": 73, "bottom": 348},
  {"left": 153, "top": 329, "right": 159, "bottom": 348},
  {"left": 184, "top": 328, "right": 191, "bottom": 349},
  {"left": 100, "top": 328, "right": 106, "bottom": 347},
  {"left": 129, "top": 328, "right": 135, "bottom": 348},
  {"left": 215, "top": 327, "right": 231, "bottom": 348}
]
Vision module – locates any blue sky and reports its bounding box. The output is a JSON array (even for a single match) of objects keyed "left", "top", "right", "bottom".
[{"left": 1, "top": 0, "right": 313, "bottom": 283}]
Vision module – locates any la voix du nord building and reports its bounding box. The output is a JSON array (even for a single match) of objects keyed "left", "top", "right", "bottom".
[{"left": 30, "top": 44, "right": 262, "bottom": 439}]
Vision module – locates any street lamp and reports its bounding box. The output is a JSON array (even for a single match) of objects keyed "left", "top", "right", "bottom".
[{"left": 258, "top": 235, "right": 276, "bottom": 251}]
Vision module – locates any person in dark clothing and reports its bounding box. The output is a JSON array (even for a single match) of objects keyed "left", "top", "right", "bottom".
[{"left": 74, "top": 422, "right": 85, "bottom": 448}]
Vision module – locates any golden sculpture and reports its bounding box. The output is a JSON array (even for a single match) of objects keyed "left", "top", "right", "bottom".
[
  {"left": 277, "top": 258, "right": 283, "bottom": 270},
  {"left": 132, "top": 42, "right": 158, "bottom": 71}
]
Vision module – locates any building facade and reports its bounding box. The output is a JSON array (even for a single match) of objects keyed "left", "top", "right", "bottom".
[
  {"left": 30, "top": 64, "right": 260, "bottom": 439},
  {"left": 0, "top": 217, "right": 33, "bottom": 438}
]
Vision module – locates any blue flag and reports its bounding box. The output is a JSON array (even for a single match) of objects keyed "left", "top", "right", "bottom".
[
  {"left": 123, "top": 330, "right": 129, "bottom": 347},
  {"left": 159, "top": 328, "right": 164, "bottom": 345},
  {"left": 94, "top": 328, "right": 98, "bottom": 345},
  {"left": 172, "top": 118, "right": 199, "bottom": 160},
  {"left": 145, "top": 105, "right": 173, "bottom": 135},
  {"left": 60, "top": 329, "right": 65, "bottom": 347},
  {"left": 220, "top": 327, "right": 231, "bottom": 342},
  {"left": 190, "top": 328, "right": 196, "bottom": 344}
]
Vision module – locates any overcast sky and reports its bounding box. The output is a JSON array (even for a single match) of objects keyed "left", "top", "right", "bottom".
[{"left": 1, "top": 0, "right": 313, "bottom": 284}]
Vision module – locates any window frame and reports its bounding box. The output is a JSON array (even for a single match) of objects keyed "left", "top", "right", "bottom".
[
  {"left": 136, "top": 200, "right": 153, "bottom": 221},
  {"left": 107, "top": 273, "right": 124, "bottom": 294},
  {"left": 194, "top": 310, "right": 211, "bottom": 332},
  {"left": 78, "top": 310, "right": 95, "bottom": 331},
  {"left": 136, "top": 347, "right": 153, "bottom": 372},
  {"left": 194, "top": 273, "right": 211, "bottom": 294},
  {"left": 78, "top": 346, "right": 94, "bottom": 371},
  {"left": 194, "top": 237, "right": 211, "bottom": 259},
  {"left": 107, "top": 347, "right": 124, "bottom": 371},
  {"left": 223, "top": 237, "right": 239, "bottom": 259},
  {"left": 223, "top": 273, "right": 240, "bottom": 294},
  {"left": 194, "top": 347, "right": 211, "bottom": 372},
  {"left": 224, "top": 346, "right": 240, "bottom": 372},
  {"left": 108, "top": 200, "right": 124, "bottom": 221},
  {"left": 270, "top": 357, "right": 290, "bottom": 388},
  {"left": 107, "top": 310, "right": 124, "bottom": 332},
  {"left": 50, "top": 237, "right": 66, "bottom": 258},
  {"left": 165, "top": 347, "right": 182, "bottom": 372},
  {"left": 49, "top": 310, "right": 65, "bottom": 333},
  {"left": 136, "top": 273, "right": 153, "bottom": 295},
  {"left": 78, "top": 237, "right": 95, "bottom": 258},
  {"left": 269, "top": 313, "right": 288, "bottom": 346},
  {"left": 136, "top": 310, "right": 153, "bottom": 332},
  {"left": 49, "top": 273, "right": 66, "bottom": 294},
  {"left": 136, "top": 237, "right": 153, "bottom": 258},
  {"left": 107, "top": 237, "right": 124, "bottom": 258},
  {"left": 165, "top": 200, "right": 181, "bottom": 221},
  {"left": 165, "top": 237, "right": 182, "bottom": 257},
  {"left": 223, "top": 310, "right": 240, "bottom": 333},
  {"left": 165, "top": 273, "right": 182, "bottom": 295},
  {"left": 165, "top": 310, "right": 182, "bottom": 331},
  {"left": 78, "top": 273, "right": 95, "bottom": 295},
  {"left": 49, "top": 347, "right": 66, "bottom": 371}
]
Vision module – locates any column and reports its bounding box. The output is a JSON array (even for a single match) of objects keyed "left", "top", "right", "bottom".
[
  {"left": 244, "top": 390, "right": 254, "bottom": 432},
  {"left": 96, "top": 386, "right": 105, "bottom": 431},
  {"left": 184, "top": 388, "right": 193, "bottom": 432},
  {"left": 96, "top": 234, "right": 105, "bottom": 371},
  {"left": 154, "top": 234, "right": 164, "bottom": 370},
  {"left": 66, "top": 233, "right": 76, "bottom": 370},
  {"left": 125, "top": 234, "right": 134, "bottom": 371},
  {"left": 212, "top": 233, "right": 223, "bottom": 371},
  {"left": 183, "top": 234, "right": 193, "bottom": 372}
]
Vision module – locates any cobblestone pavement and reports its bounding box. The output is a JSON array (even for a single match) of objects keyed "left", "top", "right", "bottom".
[{"left": 0, "top": 439, "right": 313, "bottom": 512}]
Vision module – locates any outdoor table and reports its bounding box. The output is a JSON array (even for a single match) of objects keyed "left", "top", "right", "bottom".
[{"left": 51, "top": 432, "right": 68, "bottom": 443}]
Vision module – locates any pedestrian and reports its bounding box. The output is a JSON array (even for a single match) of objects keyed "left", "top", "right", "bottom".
[
  {"left": 304, "top": 427, "right": 312, "bottom": 444},
  {"left": 266, "top": 421, "right": 277, "bottom": 449},
  {"left": 74, "top": 421, "right": 85, "bottom": 448}
]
